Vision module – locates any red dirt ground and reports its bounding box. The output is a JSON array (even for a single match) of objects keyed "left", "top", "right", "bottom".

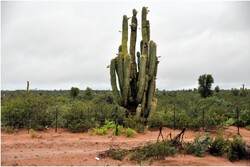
[{"left": 1, "top": 126, "right": 249, "bottom": 166}]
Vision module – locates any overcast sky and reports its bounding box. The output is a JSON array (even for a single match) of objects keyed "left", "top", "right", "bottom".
[{"left": 1, "top": 1, "right": 250, "bottom": 90}]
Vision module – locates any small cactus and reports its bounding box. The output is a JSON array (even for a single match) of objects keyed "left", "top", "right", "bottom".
[{"left": 110, "top": 7, "right": 159, "bottom": 120}]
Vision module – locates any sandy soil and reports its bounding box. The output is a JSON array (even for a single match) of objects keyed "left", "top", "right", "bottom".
[{"left": 1, "top": 126, "right": 249, "bottom": 166}]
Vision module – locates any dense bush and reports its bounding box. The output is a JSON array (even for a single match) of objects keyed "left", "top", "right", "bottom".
[
  {"left": 184, "top": 133, "right": 212, "bottom": 157},
  {"left": 1, "top": 94, "right": 55, "bottom": 130},
  {"left": 209, "top": 135, "right": 228, "bottom": 156},
  {"left": 62, "top": 101, "right": 95, "bottom": 132},
  {"left": 227, "top": 135, "right": 249, "bottom": 161},
  {"left": 123, "top": 116, "right": 145, "bottom": 133}
]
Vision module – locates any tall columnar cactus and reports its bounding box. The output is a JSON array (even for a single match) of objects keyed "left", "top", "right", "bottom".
[{"left": 110, "top": 7, "right": 159, "bottom": 120}]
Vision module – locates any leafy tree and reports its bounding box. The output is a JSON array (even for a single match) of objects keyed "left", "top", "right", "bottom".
[
  {"left": 84, "top": 87, "right": 94, "bottom": 100},
  {"left": 214, "top": 85, "right": 220, "bottom": 93},
  {"left": 198, "top": 74, "right": 214, "bottom": 98},
  {"left": 70, "top": 87, "right": 80, "bottom": 98},
  {"left": 231, "top": 88, "right": 239, "bottom": 96}
]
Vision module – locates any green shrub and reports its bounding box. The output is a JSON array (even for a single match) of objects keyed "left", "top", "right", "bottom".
[
  {"left": 94, "top": 127, "right": 107, "bottom": 135},
  {"left": 245, "top": 125, "right": 250, "bottom": 130},
  {"left": 209, "top": 135, "right": 228, "bottom": 156},
  {"left": 191, "top": 133, "right": 212, "bottom": 157},
  {"left": 2, "top": 126, "right": 17, "bottom": 133},
  {"left": 182, "top": 142, "right": 196, "bottom": 154},
  {"left": 124, "top": 116, "right": 145, "bottom": 133},
  {"left": 223, "top": 118, "right": 235, "bottom": 126},
  {"left": 112, "top": 125, "right": 124, "bottom": 135},
  {"left": 147, "top": 112, "right": 164, "bottom": 129},
  {"left": 29, "top": 129, "right": 37, "bottom": 138},
  {"left": 124, "top": 128, "right": 136, "bottom": 137},
  {"left": 103, "top": 120, "right": 116, "bottom": 129},
  {"left": 227, "top": 135, "right": 248, "bottom": 161},
  {"left": 62, "top": 101, "right": 91, "bottom": 132}
]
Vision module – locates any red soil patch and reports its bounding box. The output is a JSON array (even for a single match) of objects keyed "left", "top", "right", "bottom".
[{"left": 1, "top": 126, "right": 249, "bottom": 166}]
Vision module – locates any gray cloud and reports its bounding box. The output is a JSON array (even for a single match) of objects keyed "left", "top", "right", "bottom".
[{"left": 1, "top": 1, "right": 250, "bottom": 90}]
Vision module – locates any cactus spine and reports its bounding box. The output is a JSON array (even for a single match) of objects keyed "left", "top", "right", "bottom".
[{"left": 110, "top": 7, "right": 159, "bottom": 120}]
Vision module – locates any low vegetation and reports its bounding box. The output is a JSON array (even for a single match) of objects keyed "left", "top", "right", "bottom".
[
  {"left": 1, "top": 89, "right": 249, "bottom": 133},
  {"left": 103, "top": 132, "right": 249, "bottom": 164}
]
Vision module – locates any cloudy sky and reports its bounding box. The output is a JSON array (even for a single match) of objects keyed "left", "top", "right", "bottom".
[{"left": 1, "top": 1, "right": 250, "bottom": 90}]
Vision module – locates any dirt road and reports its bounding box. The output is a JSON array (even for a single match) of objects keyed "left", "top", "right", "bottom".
[{"left": 1, "top": 126, "right": 249, "bottom": 166}]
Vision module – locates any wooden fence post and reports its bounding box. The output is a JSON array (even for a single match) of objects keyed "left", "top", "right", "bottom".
[
  {"left": 237, "top": 107, "right": 240, "bottom": 135},
  {"left": 115, "top": 106, "right": 118, "bottom": 136},
  {"left": 55, "top": 109, "right": 58, "bottom": 133},
  {"left": 173, "top": 107, "right": 176, "bottom": 130},
  {"left": 202, "top": 108, "right": 205, "bottom": 131}
]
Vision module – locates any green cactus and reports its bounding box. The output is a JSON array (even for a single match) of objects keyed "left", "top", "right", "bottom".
[{"left": 110, "top": 7, "right": 159, "bottom": 120}]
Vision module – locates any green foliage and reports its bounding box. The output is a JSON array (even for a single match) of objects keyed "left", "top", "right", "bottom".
[
  {"left": 198, "top": 74, "right": 214, "bottom": 98},
  {"left": 2, "top": 126, "right": 17, "bottom": 133},
  {"left": 29, "top": 129, "right": 37, "bottom": 138},
  {"left": 245, "top": 125, "right": 250, "bottom": 130},
  {"left": 239, "top": 109, "right": 250, "bottom": 127},
  {"left": 92, "top": 120, "right": 124, "bottom": 136},
  {"left": 94, "top": 127, "right": 107, "bottom": 135},
  {"left": 209, "top": 134, "right": 228, "bottom": 156},
  {"left": 62, "top": 101, "right": 92, "bottom": 132},
  {"left": 124, "top": 128, "right": 137, "bottom": 137},
  {"left": 70, "top": 87, "right": 80, "bottom": 98},
  {"left": 182, "top": 142, "right": 196, "bottom": 155},
  {"left": 231, "top": 88, "right": 239, "bottom": 96},
  {"left": 147, "top": 112, "right": 165, "bottom": 129},
  {"left": 223, "top": 118, "right": 235, "bottom": 126},
  {"left": 214, "top": 85, "right": 220, "bottom": 93},
  {"left": 112, "top": 125, "right": 124, "bottom": 135},
  {"left": 124, "top": 116, "right": 144, "bottom": 133},
  {"left": 1, "top": 89, "right": 250, "bottom": 132},
  {"left": 130, "top": 141, "right": 176, "bottom": 163},
  {"left": 84, "top": 87, "right": 94, "bottom": 100},
  {"left": 103, "top": 120, "right": 116, "bottom": 129},
  {"left": 227, "top": 135, "right": 249, "bottom": 161},
  {"left": 187, "top": 133, "right": 213, "bottom": 157},
  {"left": 1, "top": 94, "right": 55, "bottom": 130}
]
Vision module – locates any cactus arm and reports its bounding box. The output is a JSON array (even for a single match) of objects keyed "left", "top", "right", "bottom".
[
  {"left": 141, "top": 92, "right": 147, "bottom": 118},
  {"left": 122, "top": 15, "right": 128, "bottom": 58},
  {"left": 129, "top": 9, "right": 138, "bottom": 102},
  {"left": 141, "top": 7, "right": 148, "bottom": 42},
  {"left": 117, "top": 52, "right": 124, "bottom": 92},
  {"left": 154, "top": 58, "right": 159, "bottom": 78},
  {"left": 129, "top": 9, "right": 138, "bottom": 78},
  {"left": 110, "top": 58, "right": 122, "bottom": 106},
  {"left": 148, "top": 41, "right": 157, "bottom": 80},
  {"left": 148, "top": 98, "right": 157, "bottom": 119},
  {"left": 123, "top": 54, "right": 131, "bottom": 106},
  {"left": 136, "top": 55, "right": 147, "bottom": 103},
  {"left": 146, "top": 76, "right": 155, "bottom": 111},
  {"left": 144, "top": 75, "right": 149, "bottom": 91},
  {"left": 146, "top": 20, "right": 150, "bottom": 42}
]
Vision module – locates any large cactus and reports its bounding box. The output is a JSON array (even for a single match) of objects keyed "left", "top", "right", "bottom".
[{"left": 110, "top": 7, "right": 159, "bottom": 120}]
